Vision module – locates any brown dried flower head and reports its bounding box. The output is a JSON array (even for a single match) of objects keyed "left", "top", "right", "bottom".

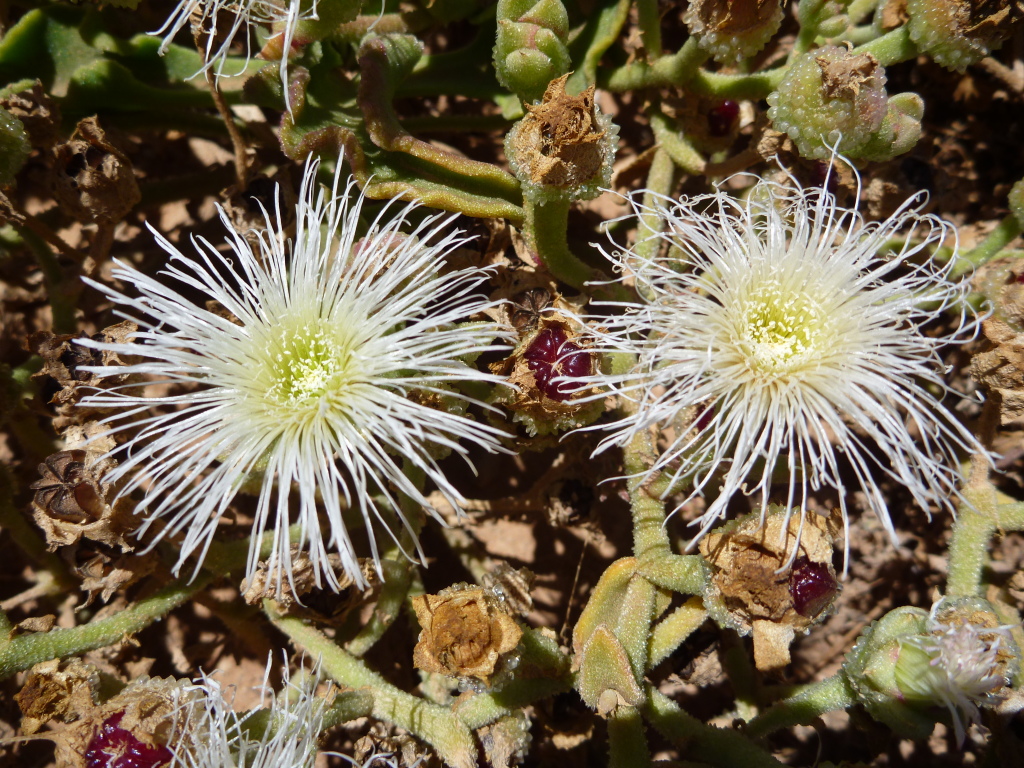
[
  {"left": 412, "top": 582, "right": 523, "bottom": 685},
  {"left": 242, "top": 545, "right": 378, "bottom": 626},
  {"left": 52, "top": 116, "right": 140, "bottom": 224},
  {"left": 683, "top": 0, "right": 785, "bottom": 64},
  {"left": 700, "top": 505, "right": 841, "bottom": 671},
  {"left": 29, "top": 447, "right": 141, "bottom": 553},
  {"left": 16, "top": 659, "right": 101, "bottom": 735},
  {"left": 506, "top": 74, "right": 617, "bottom": 203},
  {"left": 28, "top": 320, "right": 140, "bottom": 433}
]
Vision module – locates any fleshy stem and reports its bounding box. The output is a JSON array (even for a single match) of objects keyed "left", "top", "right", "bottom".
[
  {"left": 648, "top": 111, "right": 705, "bottom": 177},
  {"left": 609, "top": 704, "right": 652, "bottom": 768},
  {"left": 648, "top": 597, "right": 707, "bottom": 668},
  {"left": 0, "top": 574, "right": 209, "bottom": 679},
  {"left": 453, "top": 628, "right": 572, "bottom": 729},
  {"left": 634, "top": 0, "right": 662, "bottom": 59},
  {"left": 949, "top": 213, "right": 1023, "bottom": 278},
  {"left": 522, "top": 196, "right": 597, "bottom": 291},
  {"left": 265, "top": 603, "right": 478, "bottom": 768},
  {"left": 346, "top": 461, "right": 424, "bottom": 657},
  {"left": 623, "top": 427, "right": 671, "bottom": 562},
  {"left": 603, "top": 37, "right": 708, "bottom": 92},
  {"left": 0, "top": 525, "right": 298, "bottom": 679},
  {"left": 643, "top": 687, "right": 785, "bottom": 768},
  {"left": 854, "top": 25, "right": 918, "bottom": 67},
  {"left": 743, "top": 673, "right": 855, "bottom": 739}
]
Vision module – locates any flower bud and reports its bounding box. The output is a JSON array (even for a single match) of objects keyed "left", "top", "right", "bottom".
[
  {"left": 699, "top": 505, "right": 841, "bottom": 671},
  {"left": 906, "top": 0, "right": 1016, "bottom": 72},
  {"left": 505, "top": 74, "right": 618, "bottom": 203},
  {"left": 855, "top": 91, "right": 925, "bottom": 162},
  {"left": 893, "top": 597, "right": 1018, "bottom": 744},
  {"left": 494, "top": 0, "right": 571, "bottom": 104},
  {"left": 767, "top": 46, "right": 888, "bottom": 160},
  {"left": 844, "top": 606, "right": 937, "bottom": 737},
  {"left": 683, "top": 0, "right": 784, "bottom": 64}
]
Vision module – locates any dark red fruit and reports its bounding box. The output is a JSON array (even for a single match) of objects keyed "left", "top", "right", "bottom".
[
  {"left": 707, "top": 100, "right": 739, "bottom": 137},
  {"left": 84, "top": 712, "right": 173, "bottom": 768},
  {"left": 788, "top": 557, "right": 838, "bottom": 618},
  {"left": 523, "top": 326, "right": 591, "bottom": 402},
  {"left": 693, "top": 403, "right": 715, "bottom": 432}
]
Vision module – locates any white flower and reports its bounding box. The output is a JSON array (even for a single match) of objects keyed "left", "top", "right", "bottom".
[
  {"left": 575, "top": 169, "right": 986, "bottom": 558},
  {"left": 896, "top": 607, "right": 1014, "bottom": 744},
  {"left": 79, "top": 156, "right": 510, "bottom": 592},
  {"left": 171, "top": 657, "right": 325, "bottom": 768},
  {"left": 152, "top": 0, "right": 314, "bottom": 107}
]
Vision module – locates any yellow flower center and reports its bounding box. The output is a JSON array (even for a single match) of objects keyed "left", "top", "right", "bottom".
[{"left": 739, "top": 279, "right": 828, "bottom": 377}]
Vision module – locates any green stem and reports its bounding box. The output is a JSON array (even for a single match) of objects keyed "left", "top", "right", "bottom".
[
  {"left": 15, "top": 225, "right": 77, "bottom": 334},
  {"left": 0, "top": 575, "right": 208, "bottom": 679},
  {"left": 649, "top": 111, "right": 706, "bottom": 177},
  {"left": 346, "top": 558, "right": 413, "bottom": 657},
  {"left": 609, "top": 705, "right": 652, "bottom": 768},
  {"left": 950, "top": 214, "right": 1023, "bottom": 278},
  {"left": 455, "top": 630, "right": 572, "bottom": 729},
  {"left": 623, "top": 429, "right": 671, "bottom": 562},
  {"left": 567, "top": 0, "right": 633, "bottom": 93},
  {"left": 946, "top": 485, "right": 999, "bottom": 598},
  {"left": 744, "top": 674, "right": 855, "bottom": 739},
  {"left": 604, "top": 38, "right": 708, "bottom": 92},
  {"left": 319, "top": 689, "right": 375, "bottom": 729},
  {"left": 648, "top": 598, "right": 707, "bottom": 668},
  {"left": 996, "top": 502, "right": 1024, "bottom": 530},
  {"left": 855, "top": 25, "right": 918, "bottom": 67},
  {"left": 266, "top": 604, "right": 477, "bottom": 768},
  {"left": 634, "top": 0, "right": 662, "bottom": 59},
  {"left": 522, "top": 196, "right": 596, "bottom": 290},
  {"left": 643, "top": 688, "right": 785, "bottom": 768},
  {"left": 685, "top": 68, "right": 785, "bottom": 101}
]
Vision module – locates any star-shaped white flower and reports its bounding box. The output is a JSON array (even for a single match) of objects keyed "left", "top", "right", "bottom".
[
  {"left": 575, "top": 169, "right": 987, "bottom": 558},
  {"left": 79, "top": 157, "right": 510, "bottom": 592}
]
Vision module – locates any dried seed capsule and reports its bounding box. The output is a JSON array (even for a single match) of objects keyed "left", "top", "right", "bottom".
[
  {"left": 906, "top": 0, "right": 1016, "bottom": 72},
  {"left": 683, "top": 0, "right": 784, "bottom": 64},
  {"left": 412, "top": 582, "right": 524, "bottom": 688},
  {"left": 505, "top": 74, "right": 619, "bottom": 204},
  {"left": 699, "top": 505, "right": 841, "bottom": 671}
]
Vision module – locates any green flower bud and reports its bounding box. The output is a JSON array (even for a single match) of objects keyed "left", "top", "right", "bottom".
[
  {"left": 683, "top": 0, "right": 784, "bottom": 65},
  {"left": 494, "top": 0, "right": 571, "bottom": 104},
  {"left": 855, "top": 92, "right": 924, "bottom": 162},
  {"left": 0, "top": 106, "right": 30, "bottom": 187},
  {"left": 1009, "top": 178, "right": 1024, "bottom": 230},
  {"left": 906, "top": 0, "right": 1016, "bottom": 72},
  {"left": 843, "top": 606, "right": 937, "bottom": 738},
  {"left": 505, "top": 75, "right": 618, "bottom": 204},
  {"left": 893, "top": 597, "right": 1018, "bottom": 744},
  {"left": 767, "top": 46, "right": 888, "bottom": 160}
]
